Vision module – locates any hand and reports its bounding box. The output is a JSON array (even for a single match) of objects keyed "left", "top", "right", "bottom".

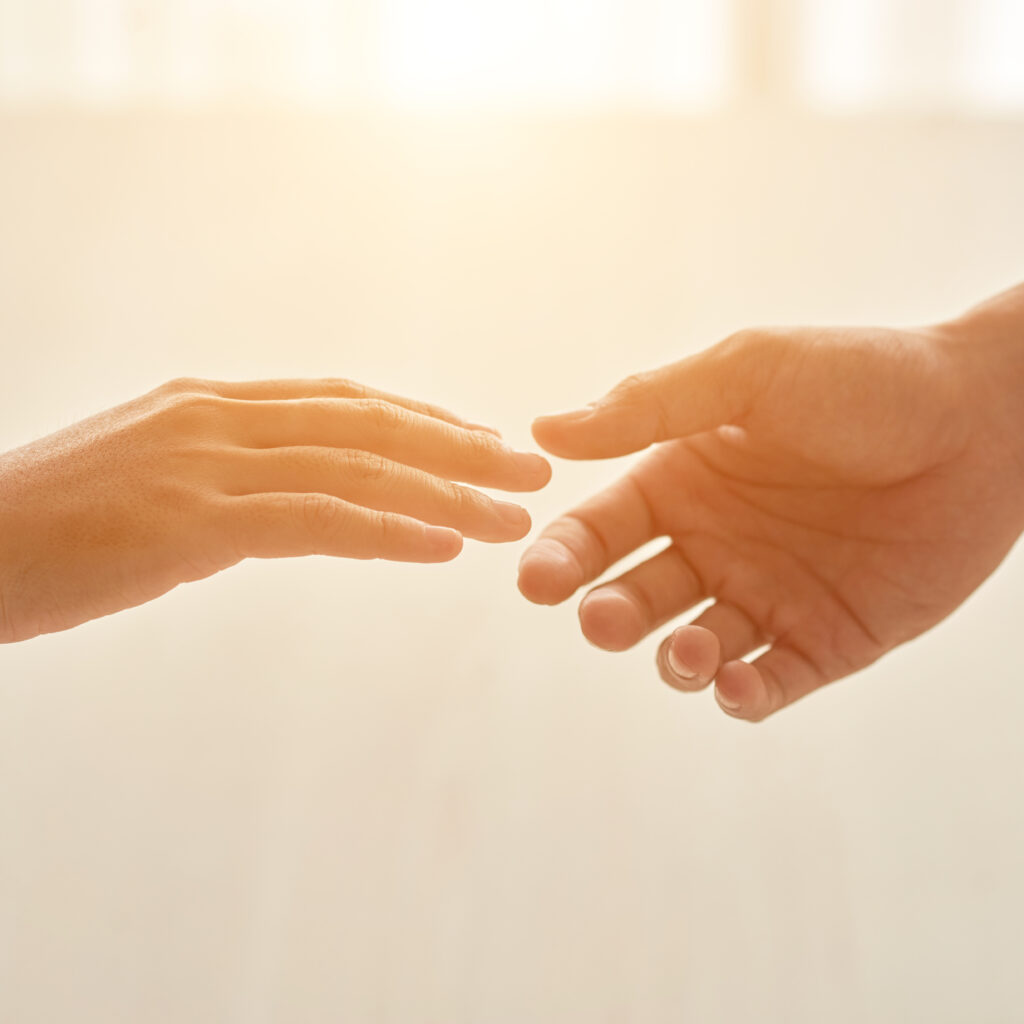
[
  {"left": 519, "top": 289, "right": 1024, "bottom": 721},
  {"left": 0, "top": 377, "right": 550, "bottom": 643}
]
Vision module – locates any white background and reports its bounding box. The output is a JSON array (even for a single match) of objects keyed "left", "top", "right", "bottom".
[{"left": 1, "top": 4, "right": 1024, "bottom": 1023}]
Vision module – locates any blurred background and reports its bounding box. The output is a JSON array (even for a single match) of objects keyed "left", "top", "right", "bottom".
[{"left": 1, "top": 2, "right": 1023, "bottom": 1021}]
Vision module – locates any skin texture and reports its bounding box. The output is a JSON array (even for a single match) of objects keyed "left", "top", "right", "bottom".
[
  {"left": 520, "top": 284, "right": 1024, "bottom": 722},
  {"left": 0, "top": 377, "right": 551, "bottom": 644}
]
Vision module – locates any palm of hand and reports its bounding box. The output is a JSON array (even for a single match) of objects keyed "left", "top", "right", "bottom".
[{"left": 632, "top": 422, "right": 1016, "bottom": 703}]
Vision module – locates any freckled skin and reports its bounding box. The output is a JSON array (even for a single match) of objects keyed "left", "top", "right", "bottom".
[
  {"left": 0, "top": 377, "right": 551, "bottom": 644},
  {"left": 520, "top": 285, "right": 1024, "bottom": 722}
]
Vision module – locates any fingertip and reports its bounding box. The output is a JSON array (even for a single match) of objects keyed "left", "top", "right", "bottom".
[
  {"left": 525, "top": 452, "right": 553, "bottom": 489},
  {"left": 659, "top": 625, "right": 720, "bottom": 692},
  {"left": 517, "top": 542, "right": 582, "bottom": 606},
  {"left": 715, "top": 660, "right": 769, "bottom": 721},
  {"left": 531, "top": 411, "right": 594, "bottom": 459},
  {"left": 532, "top": 406, "right": 649, "bottom": 461},
  {"left": 424, "top": 525, "right": 464, "bottom": 562},
  {"left": 492, "top": 501, "right": 533, "bottom": 542},
  {"left": 579, "top": 588, "right": 645, "bottom": 652},
  {"left": 505, "top": 450, "right": 553, "bottom": 491}
]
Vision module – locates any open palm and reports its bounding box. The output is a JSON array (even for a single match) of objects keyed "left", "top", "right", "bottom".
[{"left": 520, "top": 316, "right": 1024, "bottom": 721}]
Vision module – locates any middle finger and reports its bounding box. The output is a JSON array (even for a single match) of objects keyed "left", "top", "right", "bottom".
[{"left": 223, "top": 397, "right": 551, "bottom": 493}]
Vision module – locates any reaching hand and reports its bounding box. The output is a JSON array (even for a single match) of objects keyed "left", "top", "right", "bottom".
[
  {"left": 519, "top": 288, "right": 1024, "bottom": 721},
  {"left": 0, "top": 377, "right": 550, "bottom": 643}
]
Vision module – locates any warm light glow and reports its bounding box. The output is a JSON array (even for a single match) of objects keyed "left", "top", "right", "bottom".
[
  {"left": 799, "top": 0, "right": 887, "bottom": 110},
  {"left": 378, "top": 0, "right": 730, "bottom": 109},
  {"left": 961, "top": 0, "right": 1024, "bottom": 111},
  {"left": 0, "top": 0, "right": 730, "bottom": 109},
  {"left": 800, "top": 0, "right": 1024, "bottom": 112},
  {"left": 1, "top": 0, "right": 1024, "bottom": 111}
]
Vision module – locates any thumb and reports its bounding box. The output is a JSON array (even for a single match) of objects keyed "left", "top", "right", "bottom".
[{"left": 532, "top": 331, "right": 766, "bottom": 460}]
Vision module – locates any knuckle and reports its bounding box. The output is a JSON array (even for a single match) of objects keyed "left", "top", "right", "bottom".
[
  {"left": 340, "top": 448, "right": 391, "bottom": 486},
  {"left": 722, "top": 326, "right": 779, "bottom": 361},
  {"left": 613, "top": 371, "right": 651, "bottom": 396},
  {"left": 646, "top": 385, "right": 673, "bottom": 439},
  {"left": 369, "top": 508, "right": 400, "bottom": 544},
  {"left": 463, "top": 428, "right": 500, "bottom": 462},
  {"left": 299, "top": 493, "right": 342, "bottom": 537},
  {"left": 328, "top": 377, "right": 362, "bottom": 395},
  {"left": 358, "top": 398, "right": 404, "bottom": 433},
  {"left": 714, "top": 328, "right": 786, "bottom": 416},
  {"left": 607, "top": 372, "right": 654, "bottom": 411},
  {"left": 170, "top": 441, "right": 232, "bottom": 481},
  {"left": 157, "top": 391, "right": 226, "bottom": 435},
  {"left": 158, "top": 376, "right": 213, "bottom": 396},
  {"left": 149, "top": 476, "right": 211, "bottom": 516},
  {"left": 259, "top": 491, "right": 295, "bottom": 525},
  {"left": 445, "top": 481, "right": 482, "bottom": 517},
  {"left": 607, "top": 371, "right": 667, "bottom": 437},
  {"left": 723, "top": 326, "right": 759, "bottom": 349}
]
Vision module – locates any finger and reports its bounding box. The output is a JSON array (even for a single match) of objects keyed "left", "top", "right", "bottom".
[
  {"left": 532, "top": 331, "right": 770, "bottom": 459},
  {"left": 689, "top": 602, "right": 765, "bottom": 663},
  {"left": 714, "top": 646, "right": 825, "bottom": 723},
  {"left": 224, "top": 398, "right": 551, "bottom": 492},
  {"left": 657, "top": 603, "right": 763, "bottom": 693},
  {"left": 657, "top": 626, "right": 721, "bottom": 693},
  {"left": 517, "top": 474, "right": 656, "bottom": 606},
  {"left": 204, "top": 378, "right": 501, "bottom": 435},
  {"left": 225, "top": 492, "right": 464, "bottom": 563},
  {"left": 577, "top": 545, "right": 704, "bottom": 652},
  {"left": 225, "top": 446, "right": 531, "bottom": 543}
]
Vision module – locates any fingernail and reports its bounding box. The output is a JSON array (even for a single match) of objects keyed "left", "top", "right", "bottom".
[
  {"left": 716, "top": 691, "right": 742, "bottom": 713},
  {"left": 512, "top": 451, "right": 552, "bottom": 475},
  {"left": 495, "top": 501, "right": 529, "bottom": 528},
  {"left": 536, "top": 405, "right": 596, "bottom": 424},
  {"left": 519, "top": 542, "right": 574, "bottom": 573},
  {"left": 667, "top": 647, "right": 698, "bottom": 680},
  {"left": 425, "top": 526, "right": 463, "bottom": 552}
]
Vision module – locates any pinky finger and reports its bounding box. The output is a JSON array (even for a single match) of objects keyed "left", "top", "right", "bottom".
[
  {"left": 225, "top": 493, "right": 464, "bottom": 564},
  {"left": 714, "top": 646, "right": 825, "bottom": 722}
]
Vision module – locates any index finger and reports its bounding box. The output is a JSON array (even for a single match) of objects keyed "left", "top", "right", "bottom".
[
  {"left": 199, "top": 377, "right": 502, "bottom": 436},
  {"left": 224, "top": 397, "right": 552, "bottom": 493},
  {"left": 531, "top": 332, "right": 766, "bottom": 460}
]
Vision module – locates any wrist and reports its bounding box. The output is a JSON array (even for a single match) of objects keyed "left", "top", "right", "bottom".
[{"left": 938, "top": 283, "right": 1024, "bottom": 498}]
